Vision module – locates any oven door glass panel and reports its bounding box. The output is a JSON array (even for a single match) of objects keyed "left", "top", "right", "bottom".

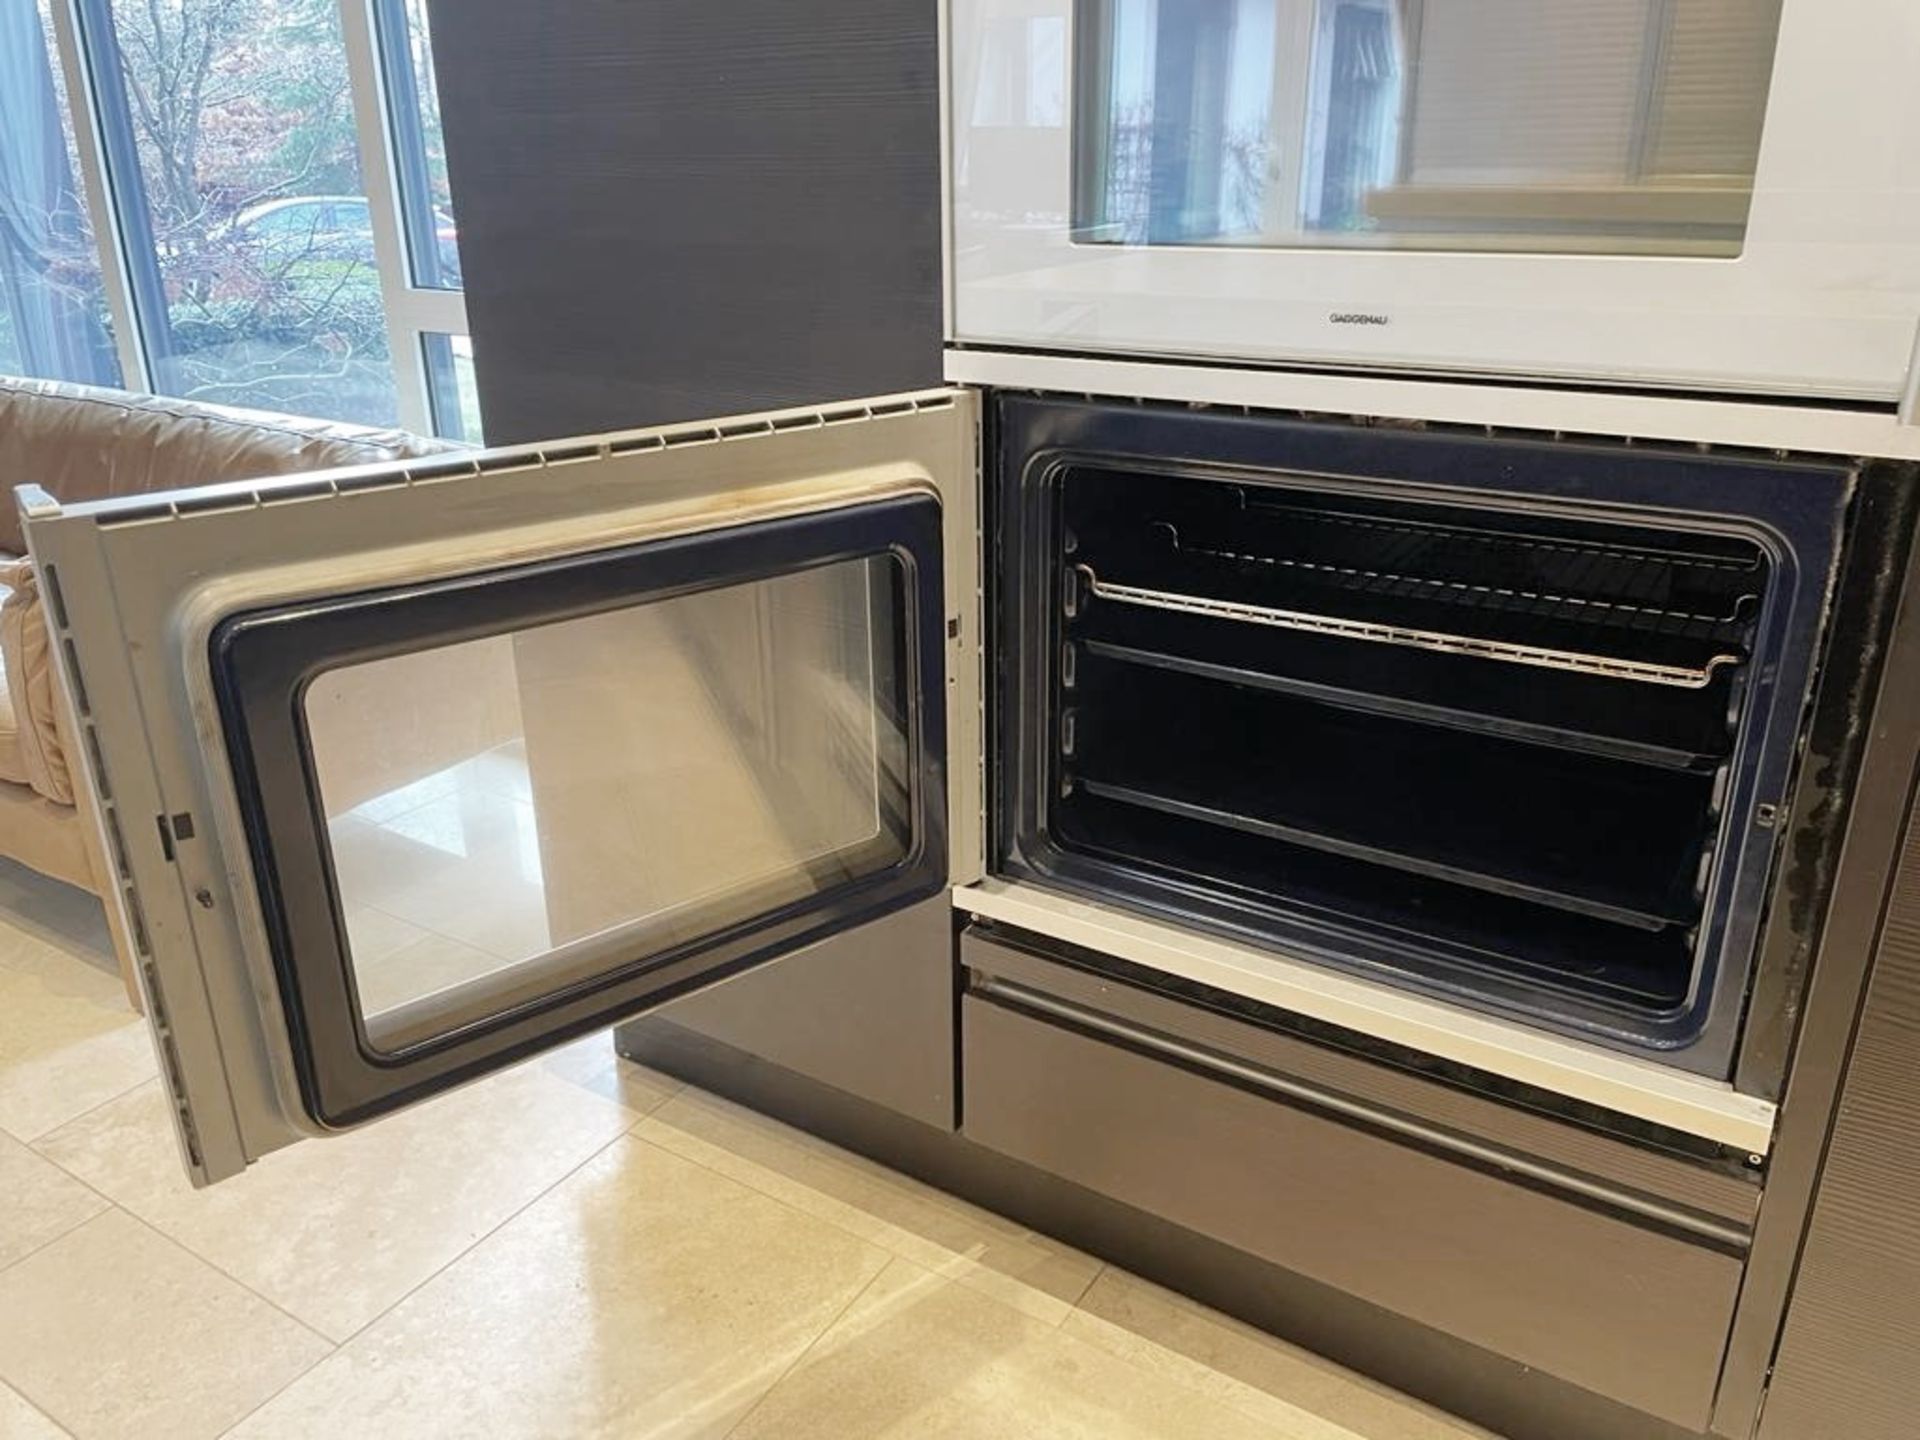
[
  {"left": 1074, "top": 0, "right": 1782, "bottom": 257},
  {"left": 301, "top": 558, "right": 909, "bottom": 1055},
  {"left": 25, "top": 390, "right": 975, "bottom": 1184}
]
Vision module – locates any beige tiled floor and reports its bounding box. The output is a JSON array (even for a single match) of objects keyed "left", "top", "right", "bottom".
[{"left": 0, "top": 857, "right": 1494, "bottom": 1439}]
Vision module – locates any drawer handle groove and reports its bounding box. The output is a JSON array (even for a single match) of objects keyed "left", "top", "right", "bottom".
[{"left": 970, "top": 974, "right": 1750, "bottom": 1253}]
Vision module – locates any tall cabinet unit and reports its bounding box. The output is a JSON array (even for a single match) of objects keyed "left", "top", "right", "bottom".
[
  {"left": 425, "top": 0, "right": 944, "bottom": 439},
  {"left": 420, "top": 3, "right": 1920, "bottom": 1436}
]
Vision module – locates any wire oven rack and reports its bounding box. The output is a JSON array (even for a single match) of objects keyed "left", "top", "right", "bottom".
[{"left": 1075, "top": 558, "right": 1745, "bottom": 689}]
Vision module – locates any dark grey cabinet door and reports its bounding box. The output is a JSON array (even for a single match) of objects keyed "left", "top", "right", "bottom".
[
  {"left": 427, "top": 0, "right": 942, "bottom": 444},
  {"left": 1758, "top": 792, "right": 1920, "bottom": 1440}
]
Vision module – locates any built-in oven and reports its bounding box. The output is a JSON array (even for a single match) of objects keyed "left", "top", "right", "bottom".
[
  {"left": 992, "top": 395, "right": 1848, "bottom": 1078},
  {"left": 32, "top": 385, "right": 1912, "bottom": 1440},
  {"left": 948, "top": 0, "right": 1920, "bottom": 403},
  {"left": 35, "top": 374, "right": 1913, "bottom": 1186}
]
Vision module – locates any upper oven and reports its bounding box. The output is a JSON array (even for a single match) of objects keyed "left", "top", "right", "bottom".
[{"left": 948, "top": 0, "right": 1920, "bottom": 402}]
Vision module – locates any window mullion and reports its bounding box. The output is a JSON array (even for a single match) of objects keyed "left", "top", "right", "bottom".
[{"left": 338, "top": 0, "right": 433, "bottom": 435}]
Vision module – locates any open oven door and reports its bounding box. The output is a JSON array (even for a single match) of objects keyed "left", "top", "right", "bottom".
[{"left": 21, "top": 389, "right": 980, "bottom": 1186}]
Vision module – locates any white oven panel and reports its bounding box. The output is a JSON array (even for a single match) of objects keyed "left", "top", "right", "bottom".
[{"left": 948, "top": 0, "right": 1920, "bottom": 401}]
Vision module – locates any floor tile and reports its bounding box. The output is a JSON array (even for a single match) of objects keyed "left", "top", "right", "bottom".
[
  {"left": 339, "top": 904, "right": 429, "bottom": 967},
  {"left": 640, "top": 1088, "right": 1102, "bottom": 1325},
  {"left": 228, "top": 1135, "right": 890, "bottom": 1439},
  {"left": 459, "top": 739, "right": 533, "bottom": 803},
  {"left": 338, "top": 766, "right": 463, "bottom": 826},
  {"left": 1063, "top": 1271, "right": 1496, "bottom": 1440},
  {"left": 0, "top": 1381, "right": 68, "bottom": 1440},
  {"left": 0, "top": 938, "right": 153, "bottom": 1143},
  {"left": 729, "top": 1257, "right": 1291, "bottom": 1439},
  {"left": 329, "top": 790, "right": 552, "bottom": 966},
  {"left": 353, "top": 927, "right": 518, "bottom": 1021},
  {"left": 0, "top": 1131, "right": 106, "bottom": 1271},
  {"left": 376, "top": 789, "right": 538, "bottom": 867},
  {"left": 0, "top": 1209, "right": 329, "bottom": 1440},
  {"left": 537, "top": 1029, "right": 682, "bottom": 1117},
  {"left": 35, "top": 1054, "right": 640, "bottom": 1343},
  {"left": 323, "top": 814, "right": 469, "bottom": 920},
  {"left": 345, "top": 845, "right": 551, "bottom": 966},
  {"left": 0, "top": 857, "right": 1499, "bottom": 1440}
]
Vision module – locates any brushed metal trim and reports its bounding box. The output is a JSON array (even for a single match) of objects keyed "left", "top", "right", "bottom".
[
  {"left": 1755, "top": 778, "right": 1920, "bottom": 1436},
  {"left": 955, "top": 879, "right": 1780, "bottom": 1153},
  {"left": 972, "top": 974, "right": 1750, "bottom": 1252},
  {"left": 944, "top": 349, "right": 1920, "bottom": 461}
]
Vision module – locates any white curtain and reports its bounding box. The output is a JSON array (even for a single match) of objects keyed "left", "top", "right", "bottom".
[{"left": 0, "top": 0, "right": 116, "bottom": 383}]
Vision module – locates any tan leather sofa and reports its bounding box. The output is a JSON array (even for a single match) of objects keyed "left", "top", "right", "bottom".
[{"left": 0, "top": 375, "right": 450, "bottom": 1005}]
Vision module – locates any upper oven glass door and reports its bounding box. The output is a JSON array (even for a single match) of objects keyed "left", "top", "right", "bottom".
[
  {"left": 949, "top": 0, "right": 1920, "bottom": 401},
  {"left": 24, "top": 390, "right": 979, "bottom": 1186}
]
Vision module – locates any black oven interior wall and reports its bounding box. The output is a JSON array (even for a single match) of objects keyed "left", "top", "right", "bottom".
[{"left": 992, "top": 395, "right": 1852, "bottom": 1080}]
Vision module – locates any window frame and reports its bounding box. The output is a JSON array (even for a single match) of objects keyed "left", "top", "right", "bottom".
[
  {"left": 368, "top": 0, "right": 459, "bottom": 292},
  {"left": 36, "top": 0, "right": 472, "bottom": 439}
]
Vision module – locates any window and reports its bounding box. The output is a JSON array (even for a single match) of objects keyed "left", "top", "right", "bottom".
[
  {"left": 0, "top": 0, "right": 119, "bottom": 388},
  {"left": 422, "top": 331, "right": 479, "bottom": 443},
  {"left": 75, "top": 0, "right": 400, "bottom": 423},
  {"left": 376, "top": 0, "right": 462, "bottom": 290},
  {"left": 5, "top": 0, "right": 477, "bottom": 438}
]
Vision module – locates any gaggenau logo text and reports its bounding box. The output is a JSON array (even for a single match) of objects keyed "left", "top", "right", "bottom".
[{"left": 1328, "top": 311, "right": 1392, "bottom": 326}]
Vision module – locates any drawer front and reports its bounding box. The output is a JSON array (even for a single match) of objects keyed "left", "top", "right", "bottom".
[
  {"left": 961, "top": 991, "right": 1742, "bottom": 1430},
  {"left": 959, "top": 927, "right": 1759, "bottom": 1226}
]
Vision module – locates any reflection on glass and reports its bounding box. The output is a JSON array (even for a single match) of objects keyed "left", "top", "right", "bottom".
[
  {"left": 92, "top": 0, "right": 397, "bottom": 421},
  {"left": 0, "top": 0, "right": 120, "bottom": 387},
  {"left": 422, "top": 331, "right": 481, "bottom": 442},
  {"left": 1074, "top": 0, "right": 1782, "bottom": 255},
  {"left": 973, "top": 12, "right": 1069, "bottom": 128},
  {"left": 304, "top": 557, "right": 910, "bottom": 1052}
]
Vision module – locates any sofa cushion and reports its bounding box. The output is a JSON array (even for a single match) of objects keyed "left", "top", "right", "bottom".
[
  {"left": 0, "top": 378, "right": 452, "bottom": 815},
  {"left": 0, "top": 600, "right": 25, "bottom": 788},
  {"left": 0, "top": 561, "right": 73, "bottom": 804},
  {"left": 0, "top": 376, "right": 449, "bottom": 556},
  {"left": 0, "top": 780, "right": 93, "bottom": 891}
]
